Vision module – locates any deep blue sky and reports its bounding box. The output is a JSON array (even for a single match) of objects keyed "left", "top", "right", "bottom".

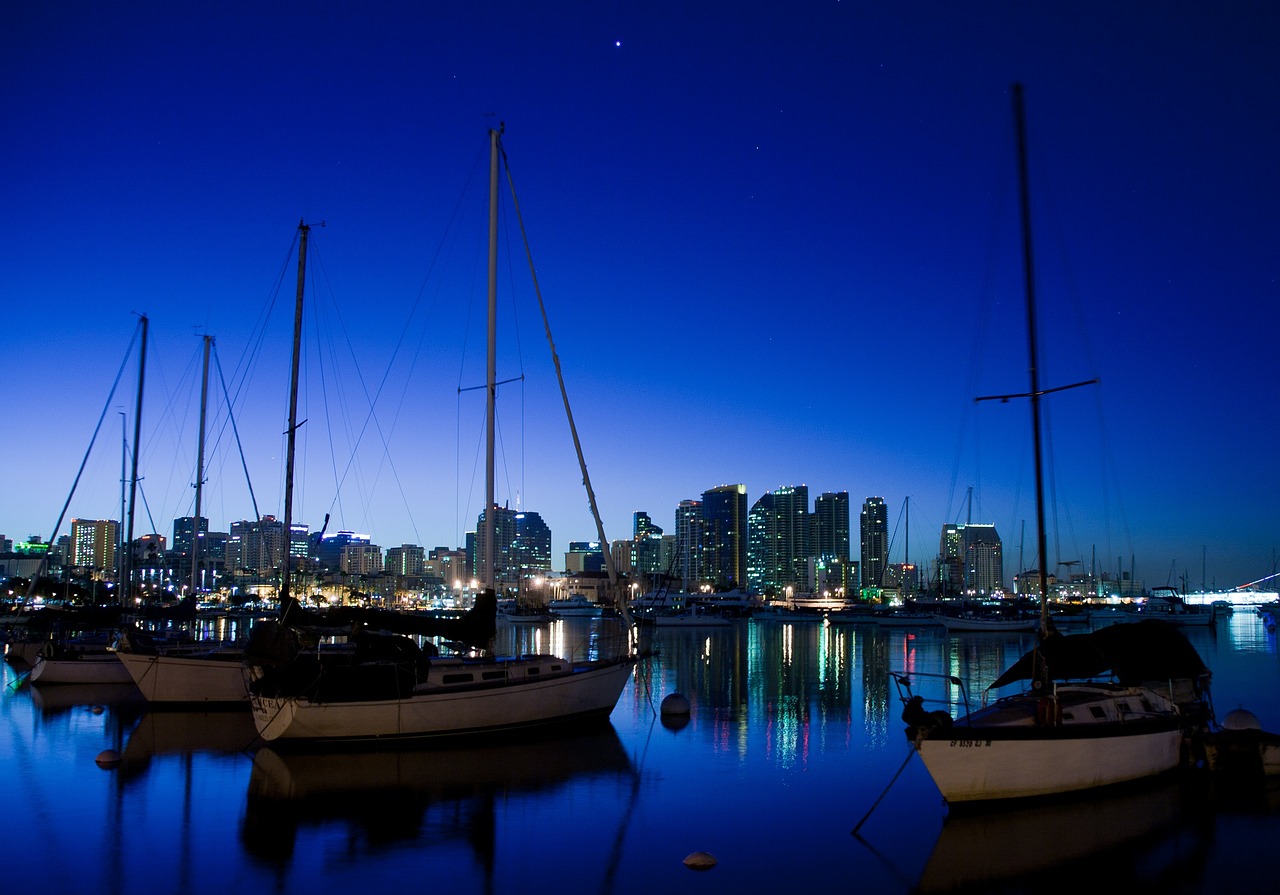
[{"left": 3, "top": 2, "right": 1277, "bottom": 591}]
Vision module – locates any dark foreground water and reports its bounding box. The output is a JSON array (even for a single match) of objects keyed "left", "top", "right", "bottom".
[{"left": 4, "top": 611, "right": 1280, "bottom": 895}]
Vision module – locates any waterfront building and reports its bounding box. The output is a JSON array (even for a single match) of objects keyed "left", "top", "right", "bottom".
[
  {"left": 385, "top": 544, "right": 426, "bottom": 576},
  {"left": 565, "top": 541, "right": 605, "bottom": 574},
  {"left": 313, "top": 531, "right": 370, "bottom": 571},
  {"left": 747, "top": 484, "right": 811, "bottom": 594},
  {"left": 70, "top": 518, "right": 119, "bottom": 578},
  {"left": 860, "top": 497, "right": 888, "bottom": 588},
  {"left": 513, "top": 511, "right": 553, "bottom": 576},
  {"left": 674, "top": 499, "right": 704, "bottom": 590},
  {"left": 341, "top": 542, "right": 383, "bottom": 575},
  {"left": 474, "top": 504, "right": 519, "bottom": 591},
  {"left": 227, "top": 515, "right": 286, "bottom": 578},
  {"left": 813, "top": 491, "right": 851, "bottom": 562},
  {"left": 172, "top": 515, "right": 208, "bottom": 558},
  {"left": 937, "top": 522, "right": 1004, "bottom": 595},
  {"left": 702, "top": 484, "right": 748, "bottom": 591}
]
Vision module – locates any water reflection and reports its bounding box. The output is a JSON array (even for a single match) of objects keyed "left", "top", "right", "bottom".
[
  {"left": 914, "top": 780, "right": 1214, "bottom": 893},
  {"left": 240, "top": 724, "right": 635, "bottom": 878}
]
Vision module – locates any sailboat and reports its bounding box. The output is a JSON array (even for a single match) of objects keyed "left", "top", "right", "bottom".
[
  {"left": 117, "top": 332, "right": 253, "bottom": 704},
  {"left": 893, "top": 85, "right": 1213, "bottom": 804},
  {"left": 244, "top": 129, "right": 636, "bottom": 744},
  {"left": 28, "top": 316, "right": 150, "bottom": 687}
]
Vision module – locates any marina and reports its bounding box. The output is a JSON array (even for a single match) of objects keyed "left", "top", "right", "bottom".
[{"left": 4, "top": 610, "right": 1280, "bottom": 894}]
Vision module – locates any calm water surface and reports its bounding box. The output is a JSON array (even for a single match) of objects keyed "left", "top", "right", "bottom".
[{"left": 4, "top": 611, "right": 1279, "bottom": 895}]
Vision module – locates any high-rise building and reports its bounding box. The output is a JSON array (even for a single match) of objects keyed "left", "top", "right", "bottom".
[
  {"left": 813, "top": 491, "right": 850, "bottom": 561},
  {"left": 859, "top": 497, "right": 888, "bottom": 588},
  {"left": 341, "top": 543, "right": 384, "bottom": 576},
  {"left": 474, "top": 504, "right": 519, "bottom": 590},
  {"left": 937, "top": 522, "right": 1004, "bottom": 595},
  {"left": 513, "top": 511, "right": 553, "bottom": 576},
  {"left": 173, "top": 516, "right": 208, "bottom": 557},
  {"left": 674, "top": 499, "right": 703, "bottom": 589},
  {"left": 70, "top": 518, "right": 119, "bottom": 577},
  {"left": 631, "top": 511, "right": 666, "bottom": 579},
  {"left": 747, "top": 485, "right": 810, "bottom": 594},
  {"left": 961, "top": 523, "right": 1004, "bottom": 595},
  {"left": 565, "top": 541, "right": 605, "bottom": 573},
  {"left": 702, "top": 484, "right": 748, "bottom": 591},
  {"left": 313, "top": 531, "right": 370, "bottom": 570},
  {"left": 385, "top": 544, "right": 426, "bottom": 576},
  {"left": 227, "top": 515, "right": 286, "bottom": 577}
]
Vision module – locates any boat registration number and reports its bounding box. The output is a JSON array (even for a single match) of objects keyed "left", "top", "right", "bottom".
[{"left": 949, "top": 739, "right": 994, "bottom": 748}]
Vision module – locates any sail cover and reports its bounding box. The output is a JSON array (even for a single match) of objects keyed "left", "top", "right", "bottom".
[{"left": 988, "top": 619, "right": 1209, "bottom": 689}]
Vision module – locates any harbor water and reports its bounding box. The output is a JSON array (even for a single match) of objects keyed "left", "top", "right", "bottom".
[{"left": 4, "top": 610, "right": 1280, "bottom": 894}]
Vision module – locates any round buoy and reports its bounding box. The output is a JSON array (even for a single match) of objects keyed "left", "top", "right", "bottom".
[
  {"left": 661, "top": 692, "right": 690, "bottom": 716},
  {"left": 95, "top": 749, "right": 121, "bottom": 769},
  {"left": 683, "top": 851, "right": 717, "bottom": 871},
  {"left": 90, "top": 705, "right": 105, "bottom": 715},
  {"left": 1223, "top": 708, "right": 1262, "bottom": 731}
]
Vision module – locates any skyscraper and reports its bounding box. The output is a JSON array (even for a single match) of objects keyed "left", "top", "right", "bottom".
[
  {"left": 938, "top": 522, "right": 1004, "bottom": 595},
  {"left": 69, "top": 518, "right": 118, "bottom": 577},
  {"left": 813, "top": 491, "right": 851, "bottom": 561},
  {"left": 674, "top": 499, "right": 703, "bottom": 590},
  {"left": 513, "top": 511, "right": 553, "bottom": 576},
  {"left": 747, "top": 484, "right": 810, "bottom": 594},
  {"left": 701, "top": 484, "right": 748, "bottom": 591},
  {"left": 860, "top": 497, "right": 888, "bottom": 588}
]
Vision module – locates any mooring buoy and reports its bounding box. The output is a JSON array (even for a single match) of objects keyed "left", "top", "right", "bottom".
[
  {"left": 661, "top": 692, "right": 691, "bottom": 715},
  {"left": 95, "top": 750, "right": 121, "bottom": 769},
  {"left": 683, "top": 851, "right": 717, "bottom": 870}
]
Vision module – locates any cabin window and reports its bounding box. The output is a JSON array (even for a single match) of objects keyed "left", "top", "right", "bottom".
[
  {"left": 527, "top": 668, "right": 541, "bottom": 675},
  {"left": 1061, "top": 712, "right": 1075, "bottom": 721},
  {"left": 1089, "top": 706, "right": 1107, "bottom": 719},
  {"left": 1140, "top": 698, "right": 1154, "bottom": 712},
  {"left": 481, "top": 671, "right": 505, "bottom": 681},
  {"left": 442, "top": 673, "right": 474, "bottom": 684},
  {"left": 550, "top": 664, "right": 562, "bottom": 672}
]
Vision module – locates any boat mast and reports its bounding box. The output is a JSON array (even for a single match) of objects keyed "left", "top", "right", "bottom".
[
  {"left": 280, "top": 220, "right": 309, "bottom": 607},
  {"left": 191, "top": 334, "right": 212, "bottom": 597},
  {"left": 122, "top": 314, "right": 148, "bottom": 605},
  {"left": 483, "top": 128, "right": 500, "bottom": 593},
  {"left": 118, "top": 410, "right": 126, "bottom": 589},
  {"left": 1010, "top": 84, "right": 1052, "bottom": 638}
]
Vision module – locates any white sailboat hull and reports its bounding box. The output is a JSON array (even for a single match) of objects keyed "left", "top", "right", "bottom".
[
  {"left": 117, "top": 650, "right": 249, "bottom": 703},
  {"left": 29, "top": 652, "right": 133, "bottom": 685},
  {"left": 915, "top": 725, "right": 1184, "bottom": 802},
  {"left": 934, "top": 615, "right": 1039, "bottom": 633},
  {"left": 250, "top": 657, "right": 634, "bottom": 744}
]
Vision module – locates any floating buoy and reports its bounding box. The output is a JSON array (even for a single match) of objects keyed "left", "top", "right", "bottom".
[
  {"left": 661, "top": 692, "right": 690, "bottom": 716},
  {"left": 90, "top": 705, "right": 105, "bottom": 715},
  {"left": 1223, "top": 708, "right": 1262, "bottom": 731},
  {"left": 95, "top": 749, "right": 121, "bottom": 769},
  {"left": 683, "top": 851, "right": 717, "bottom": 871}
]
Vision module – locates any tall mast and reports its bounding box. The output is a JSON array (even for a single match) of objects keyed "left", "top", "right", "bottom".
[
  {"left": 191, "top": 334, "right": 212, "bottom": 596},
  {"left": 123, "top": 314, "right": 148, "bottom": 604},
  {"left": 1011, "top": 84, "right": 1050, "bottom": 637},
  {"left": 118, "top": 410, "right": 126, "bottom": 588},
  {"left": 483, "top": 127, "right": 500, "bottom": 591},
  {"left": 281, "top": 220, "right": 309, "bottom": 606}
]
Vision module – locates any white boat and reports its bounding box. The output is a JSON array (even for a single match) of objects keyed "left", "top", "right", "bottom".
[
  {"left": 29, "top": 646, "right": 133, "bottom": 685},
  {"left": 116, "top": 642, "right": 249, "bottom": 704},
  {"left": 547, "top": 594, "right": 604, "bottom": 618},
  {"left": 894, "top": 85, "right": 1214, "bottom": 806},
  {"left": 1137, "top": 589, "right": 1217, "bottom": 626},
  {"left": 933, "top": 612, "right": 1039, "bottom": 633},
  {"left": 246, "top": 130, "right": 636, "bottom": 745},
  {"left": 871, "top": 609, "right": 943, "bottom": 628}
]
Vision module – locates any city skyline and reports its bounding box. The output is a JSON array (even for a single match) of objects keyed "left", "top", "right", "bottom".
[{"left": 3, "top": 4, "right": 1277, "bottom": 593}]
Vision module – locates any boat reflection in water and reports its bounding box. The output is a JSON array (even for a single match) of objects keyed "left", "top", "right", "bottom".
[
  {"left": 241, "top": 724, "right": 636, "bottom": 875},
  {"left": 914, "top": 779, "right": 1213, "bottom": 893},
  {"left": 119, "top": 709, "right": 258, "bottom": 780}
]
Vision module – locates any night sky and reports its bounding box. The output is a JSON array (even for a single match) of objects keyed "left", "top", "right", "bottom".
[{"left": 3, "top": 2, "right": 1277, "bottom": 592}]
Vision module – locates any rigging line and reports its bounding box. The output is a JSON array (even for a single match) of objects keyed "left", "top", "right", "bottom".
[
  {"left": 500, "top": 140, "right": 625, "bottom": 610},
  {"left": 213, "top": 346, "right": 264, "bottom": 525},
  {"left": 28, "top": 318, "right": 142, "bottom": 595},
  {"left": 227, "top": 226, "right": 300, "bottom": 413},
  {"left": 308, "top": 241, "right": 420, "bottom": 541}
]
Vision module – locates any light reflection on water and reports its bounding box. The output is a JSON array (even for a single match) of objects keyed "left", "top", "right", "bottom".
[{"left": 3, "top": 612, "right": 1280, "bottom": 894}]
